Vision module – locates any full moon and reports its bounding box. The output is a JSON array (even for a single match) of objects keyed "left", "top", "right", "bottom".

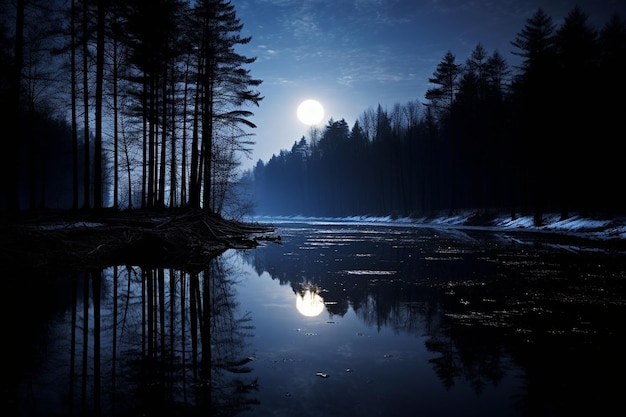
[{"left": 297, "top": 99, "right": 324, "bottom": 125}]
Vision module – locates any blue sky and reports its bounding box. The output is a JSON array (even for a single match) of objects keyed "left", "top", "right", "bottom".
[{"left": 233, "top": 0, "right": 626, "bottom": 171}]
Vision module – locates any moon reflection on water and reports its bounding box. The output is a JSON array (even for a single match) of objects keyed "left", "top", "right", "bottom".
[{"left": 296, "top": 289, "right": 325, "bottom": 317}]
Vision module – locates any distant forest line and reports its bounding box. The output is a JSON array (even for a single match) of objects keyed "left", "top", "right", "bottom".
[
  {"left": 250, "top": 7, "right": 626, "bottom": 224},
  {"left": 1, "top": 3, "right": 624, "bottom": 225}
]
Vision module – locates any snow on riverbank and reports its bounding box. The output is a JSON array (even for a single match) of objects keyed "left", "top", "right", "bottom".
[
  {"left": 492, "top": 213, "right": 626, "bottom": 240},
  {"left": 252, "top": 211, "right": 626, "bottom": 242}
]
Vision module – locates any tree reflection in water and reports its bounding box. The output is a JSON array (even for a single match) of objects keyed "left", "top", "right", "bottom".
[
  {"left": 12, "top": 252, "right": 258, "bottom": 417},
  {"left": 241, "top": 224, "right": 626, "bottom": 417},
  {"left": 9, "top": 223, "right": 626, "bottom": 417}
]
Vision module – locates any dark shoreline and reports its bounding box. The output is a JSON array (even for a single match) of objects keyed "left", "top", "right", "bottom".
[
  {"left": 1, "top": 208, "right": 276, "bottom": 271},
  {"left": 3, "top": 208, "right": 625, "bottom": 272}
]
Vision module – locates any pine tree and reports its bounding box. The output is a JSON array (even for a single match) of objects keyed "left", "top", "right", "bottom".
[
  {"left": 554, "top": 6, "right": 599, "bottom": 218},
  {"left": 425, "top": 51, "right": 461, "bottom": 120},
  {"left": 190, "top": 0, "right": 262, "bottom": 211},
  {"left": 511, "top": 8, "right": 558, "bottom": 225}
]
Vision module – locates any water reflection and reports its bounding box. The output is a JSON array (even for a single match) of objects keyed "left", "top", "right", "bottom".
[
  {"left": 8, "top": 222, "right": 626, "bottom": 416},
  {"left": 240, "top": 222, "right": 626, "bottom": 417},
  {"left": 295, "top": 285, "right": 325, "bottom": 317},
  {"left": 10, "top": 253, "right": 259, "bottom": 417}
]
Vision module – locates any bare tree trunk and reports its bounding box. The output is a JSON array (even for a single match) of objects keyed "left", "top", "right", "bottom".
[
  {"left": 94, "top": 0, "right": 105, "bottom": 209},
  {"left": 71, "top": 0, "right": 79, "bottom": 210},
  {"left": 82, "top": 0, "right": 91, "bottom": 209},
  {"left": 112, "top": 7, "right": 119, "bottom": 209},
  {"left": 4, "top": 0, "right": 25, "bottom": 211},
  {"left": 159, "top": 69, "right": 167, "bottom": 207},
  {"left": 141, "top": 74, "right": 147, "bottom": 209},
  {"left": 147, "top": 76, "right": 156, "bottom": 209},
  {"left": 121, "top": 125, "right": 133, "bottom": 209},
  {"left": 189, "top": 55, "right": 202, "bottom": 208},
  {"left": 180, "top": 57, "right": 191, "bottom": 207},
  {"left": 170, "top": 67, "right": 177, "bottom": 208}
]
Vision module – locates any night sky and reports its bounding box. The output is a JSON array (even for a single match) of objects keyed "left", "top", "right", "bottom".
[{"left": 233, "top": 0, "right": 626, "bottom": 170}]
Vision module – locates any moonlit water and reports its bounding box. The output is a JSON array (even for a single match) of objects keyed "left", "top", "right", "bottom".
[
  {"left": 232, "top": 219, "right": 626, "bottom": 417},
  {"left": 10, "top": 219, "right": 626, "bottom": 417},
  {"left": 234, "top": 254, "right": 522, "bottom": 417}
]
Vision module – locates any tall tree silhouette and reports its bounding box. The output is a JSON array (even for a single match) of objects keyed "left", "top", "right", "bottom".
[
  {"left": 190, "top": 0, "right": 262, "bottom": 211},
  {"left": 554, "top": 6, "right": 598, "bottom": 218},
  {"left": 81, "top": 0, "right": 91, "bottom": 209},
  {"left": 511, "top": 8, "right": 558, "bottom": 225},
  {"left": 3, "top": 0, "right": 25, "bottom": 211},
  {"left": 426, "top": 51, "right": 462, "bottom": 211},
  {"left": 425, "top": 51, "right": 461, "bottom": 122},
  {"left": 596, "top": 13, "right": 626, "bottom": 214},
  {"left": 93, "top": 0, "right": 106, "bottom": 209},
  {"left": 123, "top": 0, "right": 185, "bottom": 209}
]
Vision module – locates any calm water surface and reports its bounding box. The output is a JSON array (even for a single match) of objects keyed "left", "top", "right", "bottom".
[{"left": 8, "top": 220, "right": 626, "bottom": 417}]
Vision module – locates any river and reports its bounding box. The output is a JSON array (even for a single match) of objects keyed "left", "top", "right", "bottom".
[{"left": 9, "top": 219, "right": 626, "bottom": 416}]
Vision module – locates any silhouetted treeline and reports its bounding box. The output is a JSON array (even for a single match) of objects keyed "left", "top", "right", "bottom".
[
  {"left": 0, "top": 0, "right": 261, "bottom": 214},
  {"left": 251, "top": 7, "right": 626, "bottom": 224}
]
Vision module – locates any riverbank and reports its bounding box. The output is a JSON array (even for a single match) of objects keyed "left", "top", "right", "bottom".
[
  {"left": 3, "top": 209, "right": 625, "bottom": 271},
  {"left": 1, "top": 209, "right": 276, "bottom": 271},
  {"left": 252, "top": 210, "right": 626, "bottom": 243},
  {"left": 420, "top": 210, "right": 626, "bottom": 241}
]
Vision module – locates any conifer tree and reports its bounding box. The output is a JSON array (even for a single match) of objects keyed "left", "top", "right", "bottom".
[
  {"left": 425, "top": 51, "right": 461, "bottom": 121},
  {"left": 191, "top": 0, "right": 262, "bottom": 212},
  {"left": 511, "top": 8, "right": 558, "bottom": 225}
]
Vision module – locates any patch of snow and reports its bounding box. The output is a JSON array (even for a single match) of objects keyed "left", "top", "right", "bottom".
[
  {"left": 252, "top": 211, "right": 626, "bottom": 241},
  {"left": 494, "top": 216, "right": 535, "bottom": 229},
  {"left": 493, "top": 213, "right": 626, "bottom": 241}
]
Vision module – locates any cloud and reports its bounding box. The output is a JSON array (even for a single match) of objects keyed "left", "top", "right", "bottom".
[
  {"left": 337, "top": 75, "right": 354, "bottom": 87},
  {"left": 271, "top": 77, "right": 295, "bottom": 86},
  {"left": 254, "top": 45, "right": 279, "bottom": 61}
]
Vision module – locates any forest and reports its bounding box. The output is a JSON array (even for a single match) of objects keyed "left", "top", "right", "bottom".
[
  {"left": 1, "top": 0, "right": 262, "bottom": 217},
  {"left": 250, "top": 7, "right": 626, "bottom": 224},
  {"left": 1, "top": 3, "right": 625, "bottom": 226}
]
